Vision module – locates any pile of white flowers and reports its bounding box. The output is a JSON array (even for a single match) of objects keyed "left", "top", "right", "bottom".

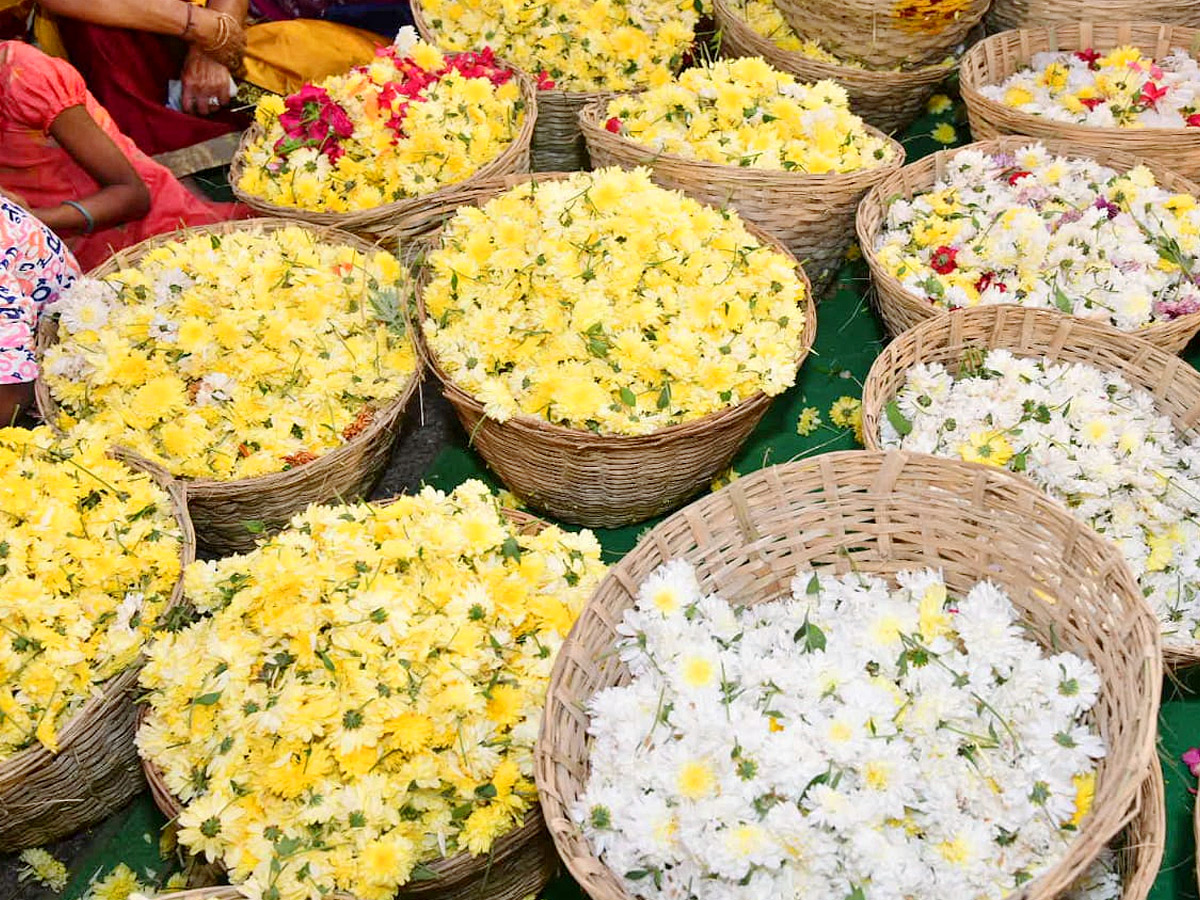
[
  {"left": 579, "top": 560, "right": 1105, "bottom": 900},
  {"left": 880, "top": 349, "right": 1200, "bottom": 647},
  {"left": 874, "top": 144, "right": 1200, "bottom": 329}
]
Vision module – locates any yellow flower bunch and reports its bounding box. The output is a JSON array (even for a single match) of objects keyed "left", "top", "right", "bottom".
[
  {"left": 731, "top": 0, "right": 864, "bottom": 66},
  {"left": 137, "top": 481, "right": 605, "bottom": 900},
  {"left": 605, "top": 58, "right": 894, "bottom": 173},
  {"left": 237, "top": 39, "right": 525, "bottom": 213},
  {"left": 43, "top": 226, "right": 417, "bottom": 480},
  {"left": 420, "top": 0, "right": 700, "bottom": 91},
  {"left": 0, "top": 427, "right": 182, "bottom": 757},
  {"left": 891, "top": 0, "right": 978, "bottom": 33},
  {"left": 421, "top": 167, "right": 809, "bottom": 435}
]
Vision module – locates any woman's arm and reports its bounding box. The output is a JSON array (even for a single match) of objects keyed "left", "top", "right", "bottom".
[
  {"left": 31, "top": 105, "right": 151, "bottom": 235},
  {"left": 180, "top": 0, "right": 250, "bottom": 115}
]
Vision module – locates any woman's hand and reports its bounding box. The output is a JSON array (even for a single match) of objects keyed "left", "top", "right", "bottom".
[
  {"left": 189, "top": 5, "right": 247, "bottom": 72},
  {"left": 0, "top": 186, "right": 30, "bottom": 210},
  {"left": 181, "top": 48, "right": 235, "bottom": 117}
]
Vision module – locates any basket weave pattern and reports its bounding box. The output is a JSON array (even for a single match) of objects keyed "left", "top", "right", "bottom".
[
  {"left": 856, "top": 136, "right": 1200, "bottom": 351},
  {"left": 986, "top": 0, "right": 1200, "bottom": 36},
  {"left": 580, "top": 101, "right": 906, "bottom": 294},
  {"left": 1119, "top": 758, "right": 1166, "bottom": 900},
  {"left": 960, "top": 22, "right": 1200, "bottom": 180},
  {"left": 0, "top": 463, "right": 195, "bottom": 851},
  {"left": 859, "top": 305, "right": 1200, "bottom": 665},
  {"left": 713, "top": 0, "right": 955, "bottom": 137},
  {"left": 414, "top": 173, "right": 817, "bottom": 527},
  {"left": 535, "top": 449, "right": 1161, "bottom": 900},
  {"left": 35, "top": 219, "right": 422, "bottom": 556}
]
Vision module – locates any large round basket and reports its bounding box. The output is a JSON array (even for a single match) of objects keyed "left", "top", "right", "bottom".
[
  {"left": 411, "top": 0, "right": 616, "bottom": 172},
  {"left": 579, "top": 99, "right": 906, "bottom": 294},
  {"left": 859, "top": 304, "right": 1200, "bottom": 665},
  {"left": 414, "top": 173, "right": 817, "bottom": 528},
  {"left": 987, "top": 0, "right": 1200, "bottom": 33},
  {"left": 856, "top": 136, "right": 1200, "bottom": 351},
  {"left": 0, "top": 456, "right": 195, "bottom": 851},
  {"left": 535, "top": 449, "right": 1161, "bottom": 900},
  {"left": 228, "top": 59, "right": 536, "bottom": 240},
  {"left": 1118, "top": 758, "right": 1166, "bottom": 900},
  {"left": 35, "top": 219, "right": 422, "bottom": 556},
  {"left": 713, "top": 0, "right": 959, "bottom": 137},
  {"left": 960, "top": 22, "right": 1200, "bottom": 180},
  {"left": 771, "top": 0, "right": 988, "bottom": 68}
]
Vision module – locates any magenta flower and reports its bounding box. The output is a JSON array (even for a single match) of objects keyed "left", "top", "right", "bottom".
[{"left": 1183, "top": 746, "right": 1200, "bottom": 777}]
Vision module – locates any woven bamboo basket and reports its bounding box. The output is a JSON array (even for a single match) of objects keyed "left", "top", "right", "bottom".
[
  {"left": 579, "top": 100, "right": 906, "bottom": 294},
  {"left": 1117, "top": 757, "right": 1166, "bottom": 900},
  {"left": 413, "top": 173, "right": 818, "bottom": 527},
  {"left": 535, "top": 449, "right": 1161, "bottom": 900},
  {"left": 0, "top": 456, "right": 195, "bottom": 851},
  {"left": 410, "top": 0, "right": 616, "bottom": 172},
  {"left": 137, "top": 506, "right": 559, "bottom": 900},
  {"left": 772, "top": 0, "right": 989, "bottom": 68},
  {"left": 856, "top": 136, "right": 1200, "bottom": 351},
  {"left": 713, "top": 0, "right": 958, "bottom": 137},
  {"left": 859, "top": 305, "right": 1200, "bottom": 665},
  {"left": 987, "top": 0, "right": 1200, "bottom": 35},
  {"left": 228, "top": 58, "right": 537, "bottom": 240},
  {"left": 960, "top": 22, "right": 1200, "bottom": 180},
  {"left": 35, "top": 219, "right": 422, "bottom": 556}
]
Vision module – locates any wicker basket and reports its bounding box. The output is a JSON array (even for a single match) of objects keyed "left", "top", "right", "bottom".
[
  {"left": 859, "top": 304, "right": 1200, "bottom": 665},
  {"left": 987, "top": 0, "right": 1200, "bottom": 36},
  {"left": 772, "top": 0, "right": 989, "bottom": 68},
  {"left": 579, "top": 100, "right": 906, "bottom": 294},
  {"left": 35, "top": 219, "right": 422, "bottom": 556},
  {"left": 228, "top": 59, "right": 537, "bottom": 240},
  {"left": 411, "top": 0, "right": 615, "bottom": 172},
  {"left": 1118, "top": 758, "right": 1166, "bottom": 900},
  {"left": 535, "top": 449, "right": 1161, "bottom": 900},
  {"left": 960, "top": 22, "right": 1200, "bottom": 180},
  {"left": 414, "top": 173, "right": 818, "bottom": 528},
  {"left": 856, "top": 136, "right": 1200, "bottom": 351},
  {"left": 0, "top": 457, "right": 195, "bottom": 851}
]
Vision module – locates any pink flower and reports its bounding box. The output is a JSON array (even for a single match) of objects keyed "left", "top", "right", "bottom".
[
  {"left": 1138, "top": 81, "right": 1169, "bottom": 111},
  {"left": 1075, "top": 48, "right": 1101, "bottom": 70},
  {"left": 1183, "top": 746, "right": 1200, "bottom": 777},
  {"left": 537, "top": 70, "right": 556, "bottom": 90},
  {"left": 1187, "top": 113, "right": 1200, "bottom": 128},
  {"left": 605, "top": 117, "right": 622, "bottom": 134}
]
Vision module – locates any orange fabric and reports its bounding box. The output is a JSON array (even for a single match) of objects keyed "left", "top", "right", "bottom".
[
  {"left": 0, "top": 40, "right": 243, "bottom": 269},
  {"left": 241, "top": 20, "right": 386, "bottom": 96}
]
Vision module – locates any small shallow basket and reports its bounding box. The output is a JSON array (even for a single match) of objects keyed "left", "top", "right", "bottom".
[
  {"left": 35, "top": 219, "right": 422, "bottom": 556},
  {"left": 411, "top": 0, "right": 616, "bottom": 172},
  {"left": 713, "top": 0, "right": 959, "bottom": 137},
  {"left": 859, "top": 305, "right": 1200, "bottom": 665},
  {"left": 0, "top": 456, "right": 195, "bottom": 851},
  {"left": 772, "top": 0, "right": 989, "bottom": 68},
  {"left": 137, "top": 506, "right": 559, "bottom": 900},
  {"left": 579, "top": 99, "right": 906, "bottom": 294},
  {"left": 960, "top": 22, "right": 1200, "bottom": 180},
  {"left": 414, "top": 173, "right": 818, "bottom": 528},
  {"left": 535, "top": 449, "right": 1162, "bottom": 900},
  {"left": 987, "top": 0, "right": 1200, "bottom": 34},
  {"left": 856, "top": 136, "right": 1200, "bottom": 351},
  {"left": 229, "top": 59, "right": 537, "bottom": 241}
]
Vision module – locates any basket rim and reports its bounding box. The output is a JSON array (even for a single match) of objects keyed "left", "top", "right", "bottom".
[
  {"left": 577, "top": 98, "right": 909, "bottom": 183},
  {"left": 35, "top": 217, "right": 423, "bottom": 496},
  {"left": 855, "top": 135, "right": 1200, "bottom": 341},
  {"left": 411, "top": 172, "right": 818, "bottom": 446},
  {"left": 960, "top": 21, "right": 1200, "bottom": 138}
]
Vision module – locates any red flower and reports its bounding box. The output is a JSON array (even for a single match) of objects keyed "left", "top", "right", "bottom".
[
  {"left": 974, "top": 272, "right": 1007, "bottom": 294},
  {"left": 1187, "top": 113, "right": 1200, "bottom": 128},
  {"left": 1138, "top": 80, "right": 1169, "bottom": 111},
  {"left": 930, "top": 246, "right": 958, "bottom": 274},
  {"left": 536, "top": 70, "right": 556, "bottom": 90},
  {"left": 1006, "top": 170, "right": 1031, "bottom": 186},
  {"left": 1075, "top": 48, "right": 1102, "bottom": 70},
  {"left": 1079, "top": 97, "right": 1106, "bottom": 111},
  {"left": 605, "top": 117, "right": 622, "bottom": 134}
]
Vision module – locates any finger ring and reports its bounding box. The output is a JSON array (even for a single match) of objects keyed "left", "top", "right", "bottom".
[{"left": 208, "top": 96, "right": 220, "bottom": 107}]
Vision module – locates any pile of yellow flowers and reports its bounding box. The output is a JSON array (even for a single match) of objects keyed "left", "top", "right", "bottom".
[
  {"left": 419, "top": 0, "right": 700, "bottom": 91},
  {"left": 604, "top": 58, "right": 895, "bottom": 172},
  {"left": 421, "top": 168, "right": 809, "bottom": 434},
  {"left": 237, "top": 37, "right": 526, "bottom": 213},
  {"left": 43, "top": 226, "right": 417, "bottom": 480},
  {"left": 137, "top": 481, "right": 605, "bottom": 900},
  {"left": 0, "top": 427, "right": 182, "bottom": 757}
]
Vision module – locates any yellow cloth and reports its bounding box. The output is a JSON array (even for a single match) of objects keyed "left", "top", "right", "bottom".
[{"left": 242, "top": 20, "right": 385, "bottom": 95}]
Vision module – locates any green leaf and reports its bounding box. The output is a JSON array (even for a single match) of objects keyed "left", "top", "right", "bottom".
[
  {"left": 193, "top": 692, "right": 222, "bottom": 706},
  {"left": 805, "top": 573, "right": 821, "bottom": 595},
  {"left": 409, "top": 865, "right": 440, "bottom": 882},
  {"left": 656, "top": 382, "right": 671, "bottom": 410},
  {"left": 243, "top": 520, "right": 266, "bottom": 534},
  {"left": 619, "top": 386, "right": 637, "bottom": 407},
  {"left": 885, "top": 400, "right": 913, "bottom": 437},
  {"left": 1012, "top": 452, "right": 1027, "bottom": 472},
  {"left": 1053, "top": 285, "right": 1074, "bottom": 314},
  {"left": 500, "top": 536, "right": 522, "bottom": 561}
]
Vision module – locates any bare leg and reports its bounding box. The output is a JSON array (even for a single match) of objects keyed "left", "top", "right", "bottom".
[{"left": 0, "top": 382, "right": 35, "bottom": 428}]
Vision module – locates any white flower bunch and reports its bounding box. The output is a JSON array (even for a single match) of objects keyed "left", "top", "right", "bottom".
[
  {"left": 879, "top": 349, "right": 1200, "bottom": 646},
  {"left": 579, "top": 560, "right": 1104, "bottom": 900},
  {"left": 875, "top": 144, "right": 1200, "bottom": 329}
]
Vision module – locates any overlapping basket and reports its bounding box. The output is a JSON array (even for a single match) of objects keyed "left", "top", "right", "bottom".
[
  {"left": 961, "top": 22, "right": 1200, "bottom": 180},
  {"left": 579, "top": 99, "right": 906, "bottom": 293},
  {"left": 228, "top": 60, "right": 537, "bottom": 241},
  {"left": 1118, "top": 758, "right": 1166, "bottom": 900},
  {"left": 713, "top": 0, "right": 959, "bottom": 137},
  {"left": 535, "top": 449, "right": 1162, "bottom": 900},
  {"left": 0, "top": 455, "right": 195, "bottom": 852},
  {"left": 411, "top": 0, "right": 614, "bottom": 172},
  {"left": 772, "top": 0, "right": 989, "bottom": 68},
  {"left": 986, "top": 0, "right": 1200, "bottom": 33},
  {"left": 856, "top": 136, "right": 1200, "bottom": 351},
  {"left": 859, "top": 304, "right": 1200, "bottom": 666},
  {"left": 35, "top": 219, "right": 422, "bottom": 555},
  {"left": 412, "top": 173, "right": 818, "bottom": 528}
]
